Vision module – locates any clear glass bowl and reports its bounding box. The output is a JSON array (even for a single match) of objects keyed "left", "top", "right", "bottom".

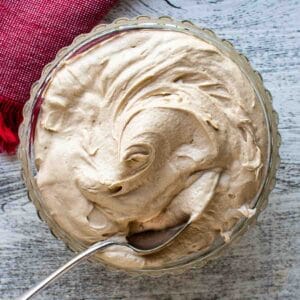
[{"left": 18, "top": 16, "right": 280, "bottom": 275}]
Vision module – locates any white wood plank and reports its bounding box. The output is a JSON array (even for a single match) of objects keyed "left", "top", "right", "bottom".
[{"left": 1, "top": 0, "right": 299, "bottom": 299}]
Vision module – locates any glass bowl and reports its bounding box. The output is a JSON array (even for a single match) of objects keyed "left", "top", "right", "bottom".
[{"left": 18, "top": 16, "right": 280, "bottom": 275}]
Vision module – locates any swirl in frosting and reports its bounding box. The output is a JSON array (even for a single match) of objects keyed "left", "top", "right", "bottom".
[{"left": 34, "top": 30, "right": 268, "bottom": 269}]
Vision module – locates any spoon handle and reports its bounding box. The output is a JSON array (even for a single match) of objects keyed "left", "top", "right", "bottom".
[{"left": 18, "top": 239, "right": 119, "bottom": 300}]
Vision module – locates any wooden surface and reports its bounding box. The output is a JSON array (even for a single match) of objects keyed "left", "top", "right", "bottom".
[{"left": 1, "top": 1, "right": 299, "bottom": 299}]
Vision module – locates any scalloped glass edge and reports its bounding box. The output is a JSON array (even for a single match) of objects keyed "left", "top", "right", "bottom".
[{"left": 18, "top": 16, "right": 281, "bottom": 276}]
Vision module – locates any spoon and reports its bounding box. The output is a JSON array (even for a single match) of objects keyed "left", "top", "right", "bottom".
[{"left": 18, "top": 220, "right": 191, "bottom": 300}]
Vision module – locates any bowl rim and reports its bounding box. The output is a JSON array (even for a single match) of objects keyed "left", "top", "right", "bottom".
[{"left": 18, "top": 16, "right": 281, "bottom": 276}]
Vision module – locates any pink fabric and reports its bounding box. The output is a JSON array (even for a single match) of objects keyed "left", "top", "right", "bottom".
[{"left": 0, "top": 0, "right": 117, "bottom": 153}]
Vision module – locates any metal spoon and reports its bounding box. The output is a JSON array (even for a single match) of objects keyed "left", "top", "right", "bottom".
[{"left": 18, "top": 220, "right": 191, "bottom": 300}]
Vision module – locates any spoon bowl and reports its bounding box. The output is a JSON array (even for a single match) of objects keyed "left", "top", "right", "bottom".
[{"left": 127, "top": 222, "right": 191, "bottom": 254}]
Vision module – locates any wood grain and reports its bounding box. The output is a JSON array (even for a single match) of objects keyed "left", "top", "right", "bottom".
[{"left": 1, "top": 1, "right": 299, "bottom": 299}]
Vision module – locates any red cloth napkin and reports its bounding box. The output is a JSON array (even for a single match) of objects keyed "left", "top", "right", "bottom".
[{"left": 0, "top": 0, "right": 117, "bottom": 154}]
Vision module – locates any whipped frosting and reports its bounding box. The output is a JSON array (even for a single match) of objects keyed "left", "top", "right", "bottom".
[{"left": 34, "top": 30, "right": 268, "bottom": 269}]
